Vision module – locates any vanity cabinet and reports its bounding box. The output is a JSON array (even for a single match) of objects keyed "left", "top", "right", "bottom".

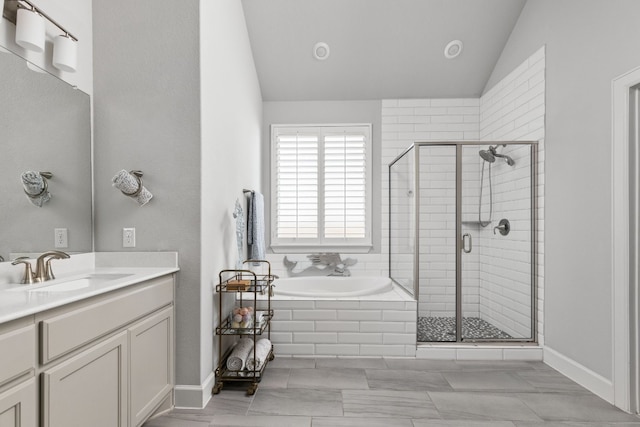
[
  {"left": 129, "top": 307, "right": 173, "bottom": 427},
  {"left": 0, "top": 378, "right": 37, "bottom": 427},
  {"left": 0, "top": 273, "right": 175, "bottom": 427},
  {"left": 0, "top": 319, "right": 36, "bottom": 427},
  {"left": 41, "top": 332, "right": 128, "bottom": 427}
]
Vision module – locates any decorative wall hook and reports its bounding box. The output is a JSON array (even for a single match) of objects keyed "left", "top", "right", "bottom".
[
  {"left": 21, "top": 170, "right": 52, "bottom": 207},
  {"left": 112, "top": 169, "right": 153, "bottom": 206}
]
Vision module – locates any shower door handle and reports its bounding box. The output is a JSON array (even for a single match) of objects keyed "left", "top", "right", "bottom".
[{"left": 462, "top": 233, "right": 472, "bottom": 253}]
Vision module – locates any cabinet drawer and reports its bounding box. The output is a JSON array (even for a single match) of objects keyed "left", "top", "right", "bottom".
[
  {"left": 0, "top": 323, "right": 35, "bottom": 388},
  {"left": 41, "top": 275, "right": 173, "bottom": 364}
]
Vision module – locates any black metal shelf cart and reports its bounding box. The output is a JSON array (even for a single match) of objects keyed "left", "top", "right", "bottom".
[{"left": 213, "top": 260, "right": 275, "bottom": 395}]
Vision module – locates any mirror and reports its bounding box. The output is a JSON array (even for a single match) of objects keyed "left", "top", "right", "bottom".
[{"left": 0, "top": 46, "right": 92, "bottom": 261}]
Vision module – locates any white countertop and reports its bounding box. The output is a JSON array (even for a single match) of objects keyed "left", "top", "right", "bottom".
[{"left": 0, "top": 252, "right": 179, "bottom": 324}]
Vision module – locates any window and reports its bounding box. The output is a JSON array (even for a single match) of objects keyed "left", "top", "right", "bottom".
[{"left": 271, "top": 124, "right": 372, "bottom": 251}]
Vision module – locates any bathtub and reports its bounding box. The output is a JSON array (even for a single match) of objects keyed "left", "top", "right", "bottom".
[
  {"left": 273, "top": 276, "right": 393, "bottom": 298},
  {"left": 258, "top": 275, "right": 416, "bottom": 358}
]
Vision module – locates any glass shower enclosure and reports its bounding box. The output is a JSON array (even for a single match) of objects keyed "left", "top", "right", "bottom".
[{"left": 389, "top": 141, "right": 537, "bottom": 343}]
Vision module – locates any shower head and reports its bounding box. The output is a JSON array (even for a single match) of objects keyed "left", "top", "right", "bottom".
[
  {"left": 479, "top": 149, "right": 495, "bottom": 163},
  {"left": 501, "top": 155, "right": 516, "bottom": 166},
  {"left": 479, "top": 145, "right": 515, "bottom": 166}
]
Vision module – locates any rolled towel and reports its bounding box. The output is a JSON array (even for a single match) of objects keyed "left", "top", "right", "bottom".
[
  {"left": 21, "top": 171, "right": 51, "bottom": 207},
  {"left": 246, "top": 338, "right": 272, "bottom": 371},
  {"left": 226, "top": 338, "right": 254, "bottom": 371},
  {"left": 112, "top": 170, "right": 153, "bottom": 206}
]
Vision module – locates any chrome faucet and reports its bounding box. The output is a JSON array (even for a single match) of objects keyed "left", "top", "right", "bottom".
[{"left": 34, "top": 250, "right": 70, "bottom": 282}]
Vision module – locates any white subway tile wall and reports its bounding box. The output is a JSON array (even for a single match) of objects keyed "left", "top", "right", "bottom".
[
  {"left": 384, "top": 99, "right": 481, "bottom": 324},
  {"left": 479, "top": 46, "right": 545, "bottom": 343}
]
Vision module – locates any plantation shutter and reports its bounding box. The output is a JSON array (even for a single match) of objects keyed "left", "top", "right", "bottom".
[
  {"left": 271, "top": 124, "right": 371, "bottom": 249},
  {"left": 275, "top": 132, "right": 318, "bottom": 239},
  {"left": 324, "top": 131, "right": 367, "bottom": 239}
]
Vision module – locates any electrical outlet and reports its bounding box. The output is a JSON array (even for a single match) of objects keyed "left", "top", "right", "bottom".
[
  {"left": 123, "top": 228, "right": 136, "bottom": 248},
  {"left": 54, "top": 228, "right": 68, "bottom": 248}
]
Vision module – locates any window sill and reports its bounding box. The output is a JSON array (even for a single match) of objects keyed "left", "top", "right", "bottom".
[{"left": 270, "top": 244, "right": 373, "bottom": 254}]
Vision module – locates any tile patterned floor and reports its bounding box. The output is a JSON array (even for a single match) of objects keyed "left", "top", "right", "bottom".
[
  {"left": 143, "top": 358, "right": 640, "bottom": 427},
  {"left": 418, "top": 316, "right": 513, "bottom": 342}
]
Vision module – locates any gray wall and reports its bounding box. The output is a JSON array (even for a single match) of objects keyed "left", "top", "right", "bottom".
[
  {"left": 262, "top": 100, "right": 382, "bottom": 253},
  {"left": 93, "top": 0, "right": 202, "bottom": 387},
  {"left": 93, "top": 0, "right": 263, "bottom": 402},
  {"left": 484, "top": 0, "right": 640, "bottom": 379}
]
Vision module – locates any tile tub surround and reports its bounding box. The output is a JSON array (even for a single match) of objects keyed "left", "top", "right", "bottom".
[
  {"left": 143, "top": 358, "right": 640, "bottom": 426},
  {"left": 256, "top": 285, "right": 417, "bottom": 357}
]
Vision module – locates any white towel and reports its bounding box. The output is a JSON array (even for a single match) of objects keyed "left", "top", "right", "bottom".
[
  {"left": 226, "top": 338, "right": 254, "bottom": 371},
  {"left": 21, "top": 171, "right": 51, "bottom": 207},
  {"left": 248, "top": 191, "right": 265, "bottom": 261},
  {"left": 246, "top": 338, "right": 271, "bottom": 371},
  {"left": 112, "top": 170, "right": 153, "bottom": 206}
]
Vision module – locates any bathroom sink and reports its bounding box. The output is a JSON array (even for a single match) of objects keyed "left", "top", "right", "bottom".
[
  {"left": 38, "top": 279, "right": 93, "bottom": 292},
  {"left": 8, "top": 273, "right": 133, "bottom": 293}
]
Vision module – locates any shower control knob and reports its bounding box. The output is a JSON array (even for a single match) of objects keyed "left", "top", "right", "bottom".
[{"left": 493, "top": 218, "right": 510, "bottom": 236}]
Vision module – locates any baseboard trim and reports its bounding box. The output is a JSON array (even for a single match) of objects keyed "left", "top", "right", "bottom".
[
  {"left": 174, "top": 371, "right": 216, "bottom": 409},
  {"left": 544, "top": 346, "right": 614, "bottom": 403}
]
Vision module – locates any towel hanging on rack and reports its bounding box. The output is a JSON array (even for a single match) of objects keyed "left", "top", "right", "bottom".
[
  {"left": 247, "top": 191, "right": 265, "bottom": 261},
  {"left": 112, "top": 170, "right": 153, "bottom": 206},
  {"left": 21, "top": 171, "right": 52, "bottom": 207}
]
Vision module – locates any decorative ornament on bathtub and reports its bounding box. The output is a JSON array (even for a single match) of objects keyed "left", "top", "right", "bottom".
[{"left": 283, "top": 253, "right": 357, "bottom": 277}]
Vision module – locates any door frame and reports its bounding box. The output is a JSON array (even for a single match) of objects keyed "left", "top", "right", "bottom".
[{"left": 612, "top": 65, "right": 640, "bottom": 413}]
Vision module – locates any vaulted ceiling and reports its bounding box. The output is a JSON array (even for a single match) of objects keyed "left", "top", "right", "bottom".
[{"left": 241, "top": 0, "right": 526, "bottom": 101}]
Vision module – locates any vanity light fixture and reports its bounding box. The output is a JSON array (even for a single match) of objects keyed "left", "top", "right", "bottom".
[
  {"left": 15, "top": 5, "right": 44, "bottom": 53},
  {"left": 52, "top": 33, "right": 77, "bottom": 72},
  {"left": 26, "top": 61, "right": 46, "bottom": 73},
  {"left": 9, "top": 0, "right": 79, "bottom": 72}
]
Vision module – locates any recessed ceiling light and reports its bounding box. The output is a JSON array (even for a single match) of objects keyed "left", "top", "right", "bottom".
[
  {"left": 444, "top": 40, "right": 463, "bottom": 59},
  {"left": 313, "top": 42, "right": 330, "bottom": 60}
]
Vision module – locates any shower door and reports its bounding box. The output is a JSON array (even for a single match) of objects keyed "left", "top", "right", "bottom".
[
  {"left": 460, "top": 143, "right": 536, "bottom": 342},
  {"left": 390, "top": 141, "right": 536, "bottom": 343},
  {"left": 415, "top": 144, "right": 458, "bottom": 341}
]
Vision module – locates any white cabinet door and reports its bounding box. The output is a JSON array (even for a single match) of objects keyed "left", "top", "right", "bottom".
[
  {"left": 41, "top": 332, "right": 128, "bottom": 427},
  {"left": 130, "top": 307, "right": 173, "bottom": 427},
  {"left": 0, "top": 379, "right": 36, "bottom": 427}
]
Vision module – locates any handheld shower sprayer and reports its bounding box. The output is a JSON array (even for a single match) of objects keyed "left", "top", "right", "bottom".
[{"left": 479, "top": 145, "right": 515, "bottom": 166}]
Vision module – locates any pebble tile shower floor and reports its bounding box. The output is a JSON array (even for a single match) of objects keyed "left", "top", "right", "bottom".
[
  {"left": 418, "top": 316, "right": 513, "bottom": 342},
  {"left": 143, "top": 358, "right": 640, "bottom": 427}
]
